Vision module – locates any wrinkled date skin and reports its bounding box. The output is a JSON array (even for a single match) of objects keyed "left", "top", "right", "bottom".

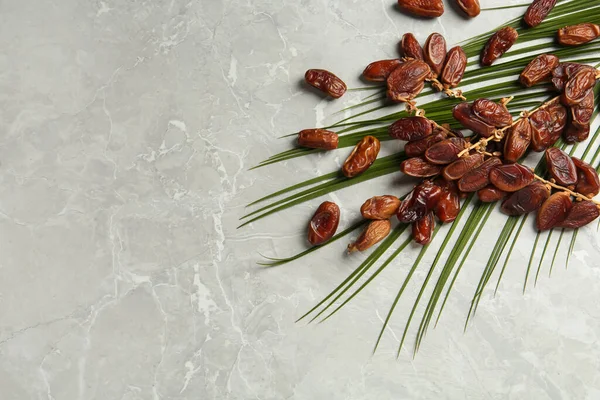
[
  {"left": 305, "top": 69, "right": 347, "bottom": 99},
  {"left": 361, "top": 195, "right": 401, "bottom": 220},
  {"left": 424, "top": 33, "right": 447, "bottom": 77},
  {"left": 478, "top": 185, "right": 507, "bottom": 203},
  {"left": 342, "top": 136, "right": 381, "bottom": 178},
  {"left": 308, "top": 201, "right": 341, "bottom": 246},
  {"left": 397, "top": 181, "right": 442, "bottom": 223},
  {"left": 425, "top": 137, "right": 466, "bottom": 165},
  {"left": 489, "top": 164, "right": 535, "bottom": 192},
  {"left": 434, "top": 179, "right": 460, "bottom": 223},
  {"left": 397, "top": 0, "right": 444, "bottom": 18},
  {"left": 504, "top": 118, "right": 532, "bottom": 163},
  {"left": 455, "top": 0, "right": 480, "bottom": 17},
  {"left": 571, "top": 89, "right": 595, "bottom": 129},
  {"left": 363, "top": 59, "right": 403, "bottom": 82},
  {"left": 404, "top": 132, "right": 446, "bottom": 157},
  {"left": 520, "top": 54, "right": 560, "bottom": 87},
  {"left": 401, "top": 33, "right": 424, "bottom": 60},
  {"left": 564, "top": 123, "right": 590, "bottom": 143},
  {"left": 545, "top": 148, "right": 578, "bottom": 186},
  {"left": 442, "top": 153, "right": 485, "bottom": 181},
  {"left": 552, "top": 63, "right": 596, "bottom": 92},
  {"left": 481, "top": 27, "right": 519, "bottom": 66},
  {"left": 387, "top": 59, "right": 431, "bottom": 102},
  {"left": 348, "top": 220, "right": 392, "bottom": 252},
  {"left": 530, "top": 108, "right": 558, "bottom": 152},
  {"left": 537, "top": 192, "right": 573, "bottom": 231},
  {"left": 524, "top": 0, "right": 557, "bottom": 28},
  {"left": 573, "top": 157, "right": 600, "bottom": 197},
  {"left": 458, "top": 157, "right": 502, "bottom": 192},
  {"left": 558, "top": 23, "right": 600, "bottom": 46},
  {"left": 389, "top": 116, "right": 433, "bottom": 141},
  {"left": 453, "top": 102, "right": 495, "bottom": 137},
  {"left": 412, "top": 212, "right": 435, "bottom": 245},
  {"left": 401, "top": 157, "right": 442, "bottom": 178},
  {"left": 441, "top": 46, "right": 467, "bottom": 88},
  {"left": 472, "top": 98, "right": 513, "bottom": 128},
  {"left": 298, "top": 129, "right": 339, "bottom": 150},
  {"left": 500, "top": 182, "right": 550, "bottom": 216},
  {"left": 561, "top": 67, "right": 597, "bottom": 106},
  {"left": 558, "top": 201, "right": 600, "bottom": 229}
]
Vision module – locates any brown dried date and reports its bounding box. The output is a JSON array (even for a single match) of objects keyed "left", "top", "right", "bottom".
[
  {"left": 571, "top": 89, "right": 595, "bottom": 129},
  {"left": 348, "top": 220, "right": 391, "bottom": 252},
  {"left": 442, "top": 153, "right": 485, "bottom": 181},
  {"left": 308, "top": 201, "right": 340, "bottom": 246},
  {"left": 305, "top": 69, "right": 347, "bottom": 98},
  {"left": 520, "top": 54, "right": 560, "bottom": 87},
  {"left": 412, "top": 212, "right": 435, "bottom": 245},
  {"left": 401, "top": 157, "right": 442, "bottom": 178},
  {"left": 441, "top": 46, "right": 467, "bottom": 88},
  {"left": 458, "top": 157, "right": 502, "bottom": 192},
  {"left": 389, "top": 116, "right": 433, "bottom": 141},
  {"left": 564, "top": 123, "right": 590, "bottom": 143},
  {"left": 452, "top": 102, "right": 496, "bottom": 137},
  {"left": 558, "top": 201, "right": 600, "bottom": 229},
  {"left": 552, "top": 63, "right": 595, "bottom": 92},
  {"left": 434, "top": 179, "right": 460, "bottom": 223},
  {"left": 425, "top": 137, "right": 467, "bottom": 165},
  {"left": 489, "top": 164, "right": 535, "bottom": 192},
  {"left": 548, "top": 101, "right": 568, "bottom": 136},
  {"left": 524, "top": 0, "right": 557, "bottom": 28},
  {"left": 472, "top": 98, "right": 513, "bottom": 128},
  {"left": 558, "top": 23, "right": 600, "bottom": 46},
  {"left": 537, "top": 192, "right": 573, "bottom": 231},
  {"left": 500, "top": 182, "right": 550, "bottom": 216},
  {"left": 397, "top": 181, "right": 442, "bottom": 223},
  {"left": 573, "top": 157, "right": 600, "bottom": 197},
  {"left": 401, "top": 33, "right": 424, "bottom": 60},
  {"left": 298, "top": 129, "right": 339, "bottom": 150},
  {"left": 545, "top": 148, "right": 577, "bottom": 186},
  {"left": 561, "top": 67, "right": 597, "bottom": 106},
  {"left": 363, "top": 59, "right": 403, "bottom": 82},
  {"left": 478, "top": 185, "right": 507, "bottom": 203},
  {"left": 530, "top": 107, "right": 564, "bottom": 152},
  {"left": 404, "top": 132, "right": 447, "bottom": 157},
  {"left": 397, "top": 0, "right": 444, "bottom": 18},
  {"left": 424, "top": 33, "right": 447, "bottom": 77},
  {"left": 504, "top": 118, "right": 532, "bottom": 163},
  {"left": 342, "top": 136, "right": 381, "bottom": 178},
  {"left": 455, "top": 0, "right": 480, "bottom": 17},
  {"left": 361, "top": 195, "right": 401, "bottom": 220},
  {"left": 481, "top": 27, "right": 519, "bottom": 66},
  {"left": 387, "top": 59, "right": 431, "bottom": 102}
]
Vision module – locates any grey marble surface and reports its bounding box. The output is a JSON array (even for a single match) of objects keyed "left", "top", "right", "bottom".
[{"left": 2, "top": 0, "right": 600, "bottom": 399}]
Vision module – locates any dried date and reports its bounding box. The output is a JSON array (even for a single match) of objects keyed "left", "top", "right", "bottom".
[
  {"left": 361, "top": 195, "right": 401, "bottom": 220},
  {"left": 397, "top": 181, "right": 442, "bottom": 223},
  {"left": 412, "top": 212, "right": 435, "bottom": 245},
  {"left": 545, "top": 148, "right": 577, "bottom": 186},
  {"left": 401, "top": 157, "right": 442, "bottom": 178},
  {"left": 472, "top": 98, "right": 513, "bottom": 128},
  {"left": 520, "top": 54, "right": 560, "bottom": 87},
  {"left": 478, "top": 185, "right": 507, "bottom": 202},
  {"left": 397, "top": 0, "right": 444, "bottom": 18},
  {"left": 489, "top": 164, "right": 535, "bottom": 192},
  {"left": 524, "top": 0, "right": 557, "bottom": 27},
  {"left": 401, "top": 33, "right": 424, "bottom": 60},
  {"left": 552, "top": 63, "right": 595, "bottom": 92},
  {"left": 530, "top": 106, "right": 565, "bottom": 151},
  {"left": 537, "top": 192, "right": 573, "bottom": 231},
  {"left": 558, "top": 201, "right": 600, "bottom": 229},
  {"left": 452, "top": 102, "right": 496, "bottom": 137},
  {"left": 571, "top": 89, "right": 595, "bottom": 129},
  {"left": 442, "top": 153, "right": 485, "bottom": 181},
  {"left": 363, "top": 59, "right": 403, "bottom": 82},
  {"left": 561, "top": 67, "right": 597, "bottom": 106},
  {"left": 441, "top": 46, "right": 467, "bottom": 88},
  {"left": 348, "top": 220, "right": 392, "bottom": 252},
  {"left": 308, "top": 201, "right": 340, "bottom": 245},
  {"left": 504, "top": 118, "right": 532, "bottom": 162},
  {"left": 424, "top": 33, "right": 447, "bottom": 77},
  {"left": 425, "top": 137, "right": 467, "bottom": 165},
  {"left": 558, "top": 23, "right": 600, "bottom": 46},
  {"left": 434, "top": 179, "right": 460, "bottom": 222},
  {"left": 457, "top": 157, "right": 502, "bottom": 192},
  {"left": 387, "top": 59, "right": 431, "bottom": 102},
  {"left": 481, "top": 27, "right": 519, "bottom": 66},
  {"left": 305, "top": 69, "right": 347, "bottom": 98},
  {"left": 455, "top": 0, "right": 480, "bottom": 17},
  {"left": 573, "top": 157, "right": 600, "bottom": 197},
  {"left": 342, "top": 136, "right": 381, "bottom": 178},
  {"left": 564, "top": 123, "right": 590, "bottom": 143},
  {"left": 298, "top": 129, "right": 339, "bottom": 150},
  {"left": 500, "top": 182, "right": 550, "bottom": 216},
  {"left": 389, "top": 116, "right": 433, "bottom": 141},
  {"left": 404, "top": 132, "right": 447, "bottom": 157}
]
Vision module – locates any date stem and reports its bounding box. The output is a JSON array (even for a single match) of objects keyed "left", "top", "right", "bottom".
[
  {"left": 534, "top": 174, "right": 600, "bottom": 207},
  {"left": 427, "top": 78, "right": 467, "bottom": 100}
]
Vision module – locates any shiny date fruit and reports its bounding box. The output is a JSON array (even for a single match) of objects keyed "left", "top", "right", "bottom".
[
  {"left": 361, "top": 195, "right": 401, "bottom": 220},
  {"left": 537, "top": 192, "right": 573, "bottom": 231},
  {"left": 363, "top": 59, "right": 403, "bottom": 82},
  {"left": 564, "top": 123, "right": 590, "bottom": 143},
  {"left": 400, "top": 157, "right": 442, "bottom": 178},
  {"left": 342, "top": 136, "right": 381, "bottom": 178},
  {"left": 401, "top": 33, "right": 424, "bottom": 60},
  {"left": 530, "top": 108, "right": 556, "bottom": 152},
  {"left": 397, "top": 181, "right": 442, "bottom": 223},
  {"left": 500, "top": 182, "right": 550, "bottom": 216},
  {"left": 558, "top": 201, "right": 600, "bottom": 229},
  {"left": 452, "top": 102, "right": 495, "bottom": 137},
  {"left": 298, "top": 129, "right": 339, "bottom": 150},
  {"left": 558, "top": 23, "right": 600, "bottom": 46},
  {"left": 573, "top": 157, "right": 600, "bottom": 197},
  {"left": 489, "top": 164, "right": 535, "bottom": 192},
  {"left": 458, "top": 157, "right": 502, "bottom": 192},
  {"left": 455, "top": 0, "right": 480, "bottom": 17},
  {"left": 441, "top": 46, "right": 467, "bottom": 88},
  {"left": 397, "top": 0, "right": 444, "bottom": 18},
  {"left": 424, "top": 33, "right": 447, "bottom": 77},
  {"left": 442, "top": 153, "right": 485, "bottom": 181},
  {"left": 308, "top": 201, "right": 341, "bottom": 246},
  {"left": 305, "top": 69, "right": 347, "bottom": 98},
  {"left": 504, "top": 118, "right": 532, "bottom": 162},
  {"left": 545, "top": 148, "right": 578, "bottom": 186},
  {"left": 348, "top": 219, "right": 391, "bottom": 252},
  {"left": 478, "top": 185, "right": 507, "bottom": 202},
  {"left": 387, "top": 59, "right": 431, "bottom": 102},
  {"left": 548, "top": 101, "right": 568, "bottom": 136},
  {"left": 434, "top": 179, "right": 460, "bottom": 223},
  {"left": 520, "top": 54, "right": 560, "bottom": 87},
  {"left": 552, "top": 63, "right": 596, "bottom": 92},
  {"left": 425, "top": 137, "right": 467, "bottom": 165},
  {"left": 389, "top": 116, "right": 433, "bottom": 141},
  {"left": 524, "top": 0, "right": 557, "bottom": 27},
  {"left": 404, "top": 132, "right": 447, "bottom": 157},
  {"left": 412, "top": 212, "right": 435, "bottom": 245},
  {"left": 571, "top": 89, "right": 595, "bottom": 129},
  {"left": 481, "top": 27, "right": 519, "bottom": 66},
  {"left": 561, "top": 67, "right": 597, "bottom": 106},
  {"left": 472, "top": 98, "right": 513, "bottom": 128}
]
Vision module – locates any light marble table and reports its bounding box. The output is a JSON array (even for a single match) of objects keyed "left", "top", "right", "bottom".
[{"left": 2, "top": 0, "right": 600, "bottom": 399}]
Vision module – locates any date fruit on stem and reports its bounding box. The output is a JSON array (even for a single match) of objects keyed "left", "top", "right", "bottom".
[
  {"left": 537, "top": 192, "right": 573, "bottom": 231},
  {"left": 504, "top": 118, "right": 532, "bottom": 163},
  {"left": 552, "top": 63, "right": 596, "bottom": 92},
  {"left": 524, "top": 0, "right": 557, "bottom": 27},
  {"left": 424, "top": 33, "right": 447, "bottom": 77},
  {"left": 412, "top": 212, "right": 435, "bottom": 245},
  {"left": 561, "top": 67, "right": 597, "bottom": 106},
  {"left": 401, "top": 157, "right": 442, "bottom": 178},
  {"left": 443, "top": 153, "right": 485, "bottom": 181},
  {"left": 520, "top": 54, "right": 560, "bottom": 87},
  {"left": 500, "top": 182, "right": 550, "bottom": 216},
  {"left": 441, "top": 46, "right": 467, "bottom": 88},
  {"left": 434, "top": 179, "right": 460, "bottom": 223},
  {"left": 361, "top": 195, "right": 401, "bottom": 220},
  {"left": 298, "top": 129, "right": 339, "bottom": 150},
  {"left": 397, "top": 181, "right": 442, "bottom": 223},
  {"left": 363, "top": 59, "right": 403, "bottom": 82},
  {"left": 573, "top": 157, "right": 600, "bottom": 197},
  {"left": 342, "top": 136, "right": 381, "bottom": 178},
  {"left": 452, "top": 102, "right": 495, "bottom": 137},
  {"left": 389, "top": 116, "right": 433, "bottom": 141},
  {"left": 397, "top": 0, "right": 444, "bottom": 18},
  {"left": 305, "top": 69, "right": 347, "bottom": 98},
  {"left": 348, "top": 220, "right": 392, "bottom": 252},
  {"left": 400, "top": 33, "right": 424, "bottom": 60},
  {"left": 571, "top": 89, "right": 595, "bottom": 129},
  {"left": 458, "top": 157, "right": 502, "bottom": 192},
  {"left": 481, "top": 27, "right": 519, "bottom": 66},
  {"left": 308, "top": 201, "right": 341, "bottom": 245},
  {"left": 472, "top": 98, "right": 513, "bottom": 128},
  {"left": 387, "top": 59, "right": 431, "bottom": 102},
  {"left": 558, "top": 23, "right": 600, "bottom": 46},
  {"left": 564, "top": 123, "right": 590, "bottom": 143},
  {"left": 558, "top": 201, "right": 600, "bottom": 229},
  {"left": 489, "top": 164, "right": 535, "bottom": 192},
  {"left": 478, "top": 185, "right": 507, "bottom": 202},
  {"left": 425, "top": 137, "right": 467, "bottom": 165},
  {"left": 545, "top": 148, "right": 577, "bottom": 186},
  {"left": 405, "top": 132, "right": 447, "bottom": 157}
]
